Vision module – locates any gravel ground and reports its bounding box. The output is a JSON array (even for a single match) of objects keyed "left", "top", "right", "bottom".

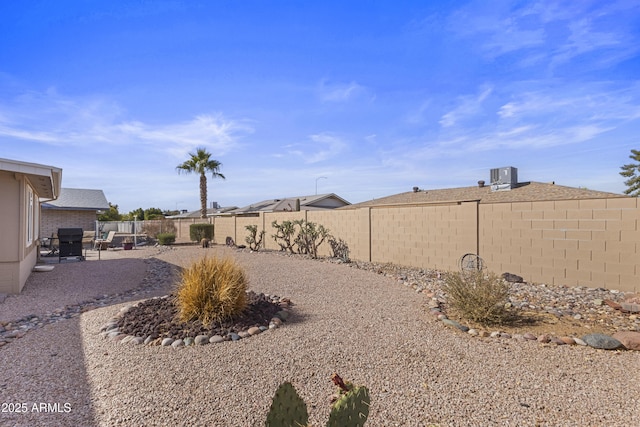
[{"left": 1, "top": 245, "right": 639, "bottom": 426}]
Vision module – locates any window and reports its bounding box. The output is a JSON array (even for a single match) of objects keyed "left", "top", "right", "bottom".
[{"left": 26, "top": 187, "right": 34, "bottom": 245}]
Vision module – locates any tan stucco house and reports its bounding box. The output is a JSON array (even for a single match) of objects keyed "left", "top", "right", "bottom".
[{"left": 0, "top": 158, "right": 62, "bottom": 294}]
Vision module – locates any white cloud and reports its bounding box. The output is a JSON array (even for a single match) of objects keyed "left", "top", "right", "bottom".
[
  {"left": 449, "top": 0, "right": 640, "bottom": 68},
  {"left": 317, "top": 80, "right": 371, "bottom": 103},
  {"left": 0, "top": 90, "right": 251, "bottom": 159},
  {"left": 285, "top": 132, "right": 348, "bottom": 164},
  {"left": 439, "top": 85, "right": 493, "bottom": 127}
]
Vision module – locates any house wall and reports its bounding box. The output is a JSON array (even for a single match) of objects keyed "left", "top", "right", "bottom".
[
  {"left": 41, "top": 209, "right": 98, "bottom": 238},
  {"left": 207, "top": 197, "right": 640, "bottom": 293},
  {"left": 0, "top": 171, "right": 39, "bottom": 294}
]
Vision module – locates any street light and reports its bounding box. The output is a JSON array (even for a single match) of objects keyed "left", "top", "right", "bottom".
[{"left": 315, "top": 176, "right": 327, "bottom": 195}]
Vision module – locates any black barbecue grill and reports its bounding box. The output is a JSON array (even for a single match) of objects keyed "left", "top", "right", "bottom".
[{"left": 57, "top": 228, "right": 84, "bottom": 262}]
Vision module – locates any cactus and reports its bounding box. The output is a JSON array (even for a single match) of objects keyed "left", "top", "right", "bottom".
[
  {"left": 266, "top": 374, "right": 370, "bottom": 427},
  {"left": 265, "top": 381, "right": 309, "bottom": 427},
  {"left": 327, "top": 373, "right": 370, "bottom": 427}
]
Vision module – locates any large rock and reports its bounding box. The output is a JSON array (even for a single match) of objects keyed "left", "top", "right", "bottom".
[
  {"left": 501, "top": 272, "right": 524, "bottom": 283},
  {"left": 612, "top": 331, "right": 640, "bottom": 351},
  {"left": 582, "top": 334, "right": 624, "bottom": 350},
  {"left": 620, "top": 302, "right": 640, "bottom": 313},
  {"left": 441, "top": 318, "right": 469, "bottom": 332}
]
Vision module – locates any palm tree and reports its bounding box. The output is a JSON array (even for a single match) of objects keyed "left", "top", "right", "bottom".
[
  {"left": 620, "top": 149, "right": 640, "bottom": 197},
  {"left": 176, "top": 147, "right": 226, "bottom": 218}
]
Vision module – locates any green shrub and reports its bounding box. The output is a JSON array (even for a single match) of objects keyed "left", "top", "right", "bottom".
[
  {"left": 443, "top": 270, "right": 510, "bottom": 326},
  {"left": 157, "top": 233, "right": 176, "bottom": 245},
  {"left": 189, "top": 223, "right": 214, "bottom": 242},
  {"left": 175, "top": 256, "right": 248, "bottom": 325}
]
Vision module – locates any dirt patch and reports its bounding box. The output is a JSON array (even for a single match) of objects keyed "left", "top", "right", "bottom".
[{"left": 451, "top": 310, "right": 614, "bottom": 337}]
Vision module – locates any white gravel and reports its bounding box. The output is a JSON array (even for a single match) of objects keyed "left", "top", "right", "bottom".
[{"left": 1, "top": 245, "right": 639, "bottom": 426}]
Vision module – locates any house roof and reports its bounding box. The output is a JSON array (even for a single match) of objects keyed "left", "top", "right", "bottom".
[
  {"left": 225, "top": 193, "right": 351, "bottom": 215},
  {"left": 168, "top": 206, "right": 238, "bottom": 218},
  {"left": 344, "top": 181, "right": 628, "bottom": 209},
  {"left": 0, "top": 158, "right": 62, "bottom": 199},
  {"left": 41, "top": 188, "right": 110, "bottom": 211}
]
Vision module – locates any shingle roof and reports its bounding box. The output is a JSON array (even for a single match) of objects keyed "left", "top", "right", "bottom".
[
  {"left": 344, "top": 181, "right": 628, "bottom": 209},
  {"left": 42, "top": 188, "right": 109, "bottom": 210},
  {"left": 168, "top": 206, "right": 238, "bottom": 218},
  {"left": 226, "top": 193, "right": 350, "bottom": 214}
]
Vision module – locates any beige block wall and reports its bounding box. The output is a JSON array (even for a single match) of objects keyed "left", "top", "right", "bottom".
[
  {"left": 209, "top": 197, "right": 639, "bottom": 293},
  {"left": 41, "top": 209, "right": 98, "bottom": 238},
  {"left": 308, "top": 209, "right": 371, "bottom": 260},
  {"left": 370, "top": 202, "right": 478, "bottom": 270},
  {"left": 212, "top": 217, "right": 235, "bottom": 245},
  {"left": 479, "top": 198, "right": 639, "bottom": 292}
]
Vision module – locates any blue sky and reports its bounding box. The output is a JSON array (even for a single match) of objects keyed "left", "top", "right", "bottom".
[{"left": 1, "top": 1, "right": 639, "bottom": 213}]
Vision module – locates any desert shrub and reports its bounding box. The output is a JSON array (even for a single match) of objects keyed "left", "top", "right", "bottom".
[
  {"left": 175, "top": 256, "right": 248, "bottom": 326},
  {"left": 294, "top": 220, "right": 330, "bottom": 259},
  {"left": 328, "top": 237, "right": 350, "bottom": 262},
  {"left": 442, "top": 270, "right": 510, "bottom": 326},
  {"left": 157, "top": 233, "right": 176, "bottom": 245},
  {"left": 189, "top": 223, "right": 214, "bottom": 242},
  {"left": 245, "top": 224, "right": 265, "bottom": 251},
  {"left": 141, "top": 219, "right": 176, "bottom": 239},
  {"left": 271, "top": 220, "right": 297, "bottom": 253}
]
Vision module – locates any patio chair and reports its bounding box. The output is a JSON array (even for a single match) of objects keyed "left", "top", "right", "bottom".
[
  {"left": 41, "top": 233, "right": 58, "bottom": 257},
  {"left": 94, "top": 231, "right": 116, "bottom": 250},
  {"left": 82, "top": 231, "right": 96, "bottom": 250}
]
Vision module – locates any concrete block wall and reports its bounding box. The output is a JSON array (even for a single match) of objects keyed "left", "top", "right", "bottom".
[
  {"left": 308, "top": 209, "right": 370, "bottom": 260},
  {"left": 479, "top": 198, "right": 639, "bottom": 292},
  {"left": 208, "top": 197, "right": 639, "bottom": 293},
  {"left": 369, "top": 202, "right": 478, "bottom": 271},
  {"left": 211, "top": 216, "right": 235, "bottom": 245},
  {"left": 40, "top": 210, "right": 98, "bottom": 238}
]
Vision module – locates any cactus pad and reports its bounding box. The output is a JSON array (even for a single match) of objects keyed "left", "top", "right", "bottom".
[
  {"left": 265, "top": 382, "right": 309, "bottom": 427},
  {"left": 327, "top": 385, "right": 370, "bottom": 427}
]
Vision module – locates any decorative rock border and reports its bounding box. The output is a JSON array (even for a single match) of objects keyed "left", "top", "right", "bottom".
[
  {"left": 98, "top": 294, "right": 293, "bottom": 348},
  {"left": 1, "top": 257, "right": 172, "bottom": 349},
  {"left": 426, "top": 298, "right": 638, "bottom": 351}
]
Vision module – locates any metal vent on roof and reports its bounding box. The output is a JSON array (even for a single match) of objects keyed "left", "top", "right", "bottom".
[{"left": 490, "top": 167, "right": 518, "bottom": 191}]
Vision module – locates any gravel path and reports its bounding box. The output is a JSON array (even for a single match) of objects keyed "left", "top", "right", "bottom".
[{"left": 1, "top": 246, "right": 639, "bottom": 426}]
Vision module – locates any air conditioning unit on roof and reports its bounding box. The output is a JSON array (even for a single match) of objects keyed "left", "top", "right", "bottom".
[{"left": 490, "top": 166, "right": 518, "bottom": 191}]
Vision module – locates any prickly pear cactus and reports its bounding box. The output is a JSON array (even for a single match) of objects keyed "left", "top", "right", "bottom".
[
  {"left": 265, "top": 381, "right": 309, "bottom": 427},
  {"left": 326, "top": 384, "right": 370, "bottom": 427}
]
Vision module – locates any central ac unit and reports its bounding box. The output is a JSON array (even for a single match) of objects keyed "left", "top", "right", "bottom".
[{"left": 490, "top": 166, "right": 518, "bottom": 186}]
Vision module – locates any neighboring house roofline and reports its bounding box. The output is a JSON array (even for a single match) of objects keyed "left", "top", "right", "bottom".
[
  {"left": 226, "top": 193, "right": 350, "bottom": 215},
  {"left": 343, "top": 181, "right": 628, "bottom": 209},
  {"left": 41, "top": 188, "right": 109, "bottom": 211}
]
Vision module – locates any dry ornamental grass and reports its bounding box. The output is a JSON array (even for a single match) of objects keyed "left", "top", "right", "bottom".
[{"left": 174, "top": 256, "right": 248, "bottom": 326}]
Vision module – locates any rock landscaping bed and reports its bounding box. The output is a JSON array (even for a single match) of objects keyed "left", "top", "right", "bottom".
[
  {"left": 100, "top": 291, "right": 292, "bottom": 347},
  {"left": 244, "top": 248, "right": 640, "bottom": 351}
]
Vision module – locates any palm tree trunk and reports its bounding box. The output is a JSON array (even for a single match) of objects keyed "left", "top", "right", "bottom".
[{"left": 200, "top": 173, "right": 207, "bottom": 218}]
